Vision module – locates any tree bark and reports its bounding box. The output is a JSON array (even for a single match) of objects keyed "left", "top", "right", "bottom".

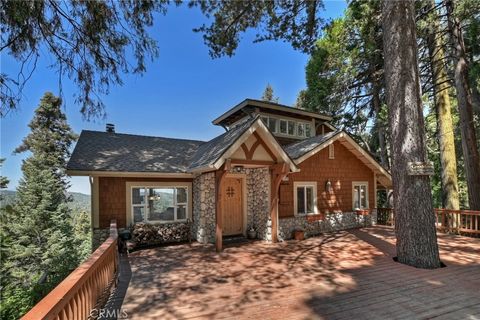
[
  {"left": 445, "top": 0, "right": 480, "bottom": 210},
  {"left": 426, "top": 1, "right": 460, "bottom": 210},
  {"left": 372, "top": 79, "right": 390, "bottom": 170},
  {"left": 382, "top": 0, "right": 441, "bottom": 269}
]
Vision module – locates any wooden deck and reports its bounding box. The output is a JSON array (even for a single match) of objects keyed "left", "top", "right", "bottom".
[{"left": 119, "top": 226, "right": 480, "bottom": 319}]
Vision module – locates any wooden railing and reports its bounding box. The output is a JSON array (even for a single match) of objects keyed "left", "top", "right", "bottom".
[
  {"left": 22, "top": 220, "right": 119, "bottom": 320},
  {"left": 376, "top": 207, "right": 395, "bottom": 226},
  {"left": 435, "top": 209, "right": 480, "bottom": 235},
  {"left": 376, "top": 208, "right": 480, "bottom": 235}
]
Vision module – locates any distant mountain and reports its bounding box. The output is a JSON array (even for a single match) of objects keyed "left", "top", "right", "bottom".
[{"left": 1, "top": 190, "right": 91, "bottom": 213}]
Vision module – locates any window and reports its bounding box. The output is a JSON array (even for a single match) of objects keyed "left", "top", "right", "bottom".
[
  {"left": 305, "top": 123, "right": 312, "bottom": 137},
  {"left": 268, "top": 117, "right": 277, "bottom": 133},
  {"left": 279, "top": 119, "right": 288, "bottom": 134},
  {"left": 288, "top": 121, "right": 295, "bottom": 135},
  {"left": 352, "top": 182, "right": 368, "bottom": 210},
  {"left": 297, "top": 123, "right": 305, "bottom": 137},
  {"left": 329, "top": 143, "right": 335, "bottom": 159},
  {"left": 294, "top": 182, "right": 317, "bottom": 215},
  {"left": 131, "top": 186, "right": 188, "bottom": 223}
]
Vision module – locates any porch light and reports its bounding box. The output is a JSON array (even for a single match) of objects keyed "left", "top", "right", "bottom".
[{"left": 325, "top": 179, "right": 332, "bottom": 193}]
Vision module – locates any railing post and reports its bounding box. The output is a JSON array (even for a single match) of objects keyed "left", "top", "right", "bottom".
[{"left": 21, "top": 220, "right": 119, "bottom": 320}]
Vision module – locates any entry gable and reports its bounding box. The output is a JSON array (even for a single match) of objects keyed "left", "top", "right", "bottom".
[
  {"left": 285, "top": 131, "right": 392, "bottom": 188},
  {"left": 188, "top": 116, "right": 298, "bottom": 173}
]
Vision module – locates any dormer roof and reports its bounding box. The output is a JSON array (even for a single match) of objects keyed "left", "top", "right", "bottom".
[{"left": 212, "top": 98, "right": 332, "bottom": 127}]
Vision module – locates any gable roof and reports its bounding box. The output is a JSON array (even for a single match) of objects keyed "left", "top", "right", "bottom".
[
  {"left": 188, "top": 115, "right": 298, "bottom": 172},
  {"left": 67, "top": 130, "right": 204, "bottom": 175},
  {"left": 188, "top": 116, "right": 259, "bottom": 171},
  {"left": 284, "top": 130, "right": 341, "bottom": 160},
  {"left": 212, "top": 98, "right": 332, "bottom": 126},
  {"left": 285, "top": 130, "right": 392, "bottom": 188}
]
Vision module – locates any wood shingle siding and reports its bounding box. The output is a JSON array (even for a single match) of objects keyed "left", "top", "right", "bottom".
[
  {"left": 279, "top": 141, "right": 375, "bottom": 218},
  {"left": 98, "top": 177, "right": 193, "bottom": 228}
]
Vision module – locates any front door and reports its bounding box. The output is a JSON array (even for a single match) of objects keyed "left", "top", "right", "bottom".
[{"left": 222, "top": 177, "right": 243, "bottom": 236}]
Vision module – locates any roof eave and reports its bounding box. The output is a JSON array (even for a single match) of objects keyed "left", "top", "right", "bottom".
[
  {"left": 66, "top": 170, "right": 195, "bottom": 178},
  {"left": 212, "top": 99, "right": 332, "bottom": 125}
]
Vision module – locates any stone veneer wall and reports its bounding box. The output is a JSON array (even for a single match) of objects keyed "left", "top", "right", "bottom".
[
  {"left": 192, "top": 172, "right": 216, "bottom": 243},
  {"left": 278, "top": 211, "right": 372, "bottom": 240},
  {"left": 244, "top": 168, "right": 271, "bottom": 241},
  {"left": 192, "top": 168, "right": 271, "bottom": 243}
]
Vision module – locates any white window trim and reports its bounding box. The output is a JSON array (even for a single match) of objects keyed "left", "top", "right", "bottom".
[
  {"left": 293, "top": 181, "right": 318, "bottom": 216},
  {"left": 259, "top": 113, "right": 313, "bottom": 139},
  {"left": 352, "top": 181, "right": 369, "bottom": 210},
  {"left": 126, "top": 181, "right": 192, "bottom": 226},
  {"left": 329, "top": 143, "right": 335, "bottom": 159}
]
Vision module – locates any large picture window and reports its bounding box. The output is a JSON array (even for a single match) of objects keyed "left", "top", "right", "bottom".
[
  {"left": 132, "top": 186, "right": 188, "bottom": 223},
  {"left": 294, "top": 182, "right": 317, "bottom": 215},
  {"left": 352, "top": 182, "right": 368, "bottom": 210}
]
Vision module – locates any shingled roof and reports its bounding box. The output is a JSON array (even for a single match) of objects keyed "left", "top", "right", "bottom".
[
  {"left": 67, "top": 130, "right": 205, "bottom": 173},
  {"left": 284, "top": 130, "right": 341, "bottom": 160},
  {"left": 188, "top": 115, "right": 259, "bottom": 171}
]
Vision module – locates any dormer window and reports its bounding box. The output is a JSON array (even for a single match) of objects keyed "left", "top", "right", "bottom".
[
  {"left": 288, "top": 121, "right": 295, "bottom": 135},
  {"left": 305, "top": 124, "right": 312, "bottom": 137},
  {"left": 279, "top": 120, "right": 288, "bottom": 134},
  {"left": 256, "top": 114, "right": 317, "bottom": 139},
  {"left": 268, "top": 118, "right": 278, "bottom": 133},
  {"left": 297, "top": 123, "right": 305, "bottom": 137}
]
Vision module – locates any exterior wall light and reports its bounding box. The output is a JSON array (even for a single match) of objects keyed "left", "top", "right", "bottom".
[{"left": 325, "top": 179, "right": 332, "bottom": 193}]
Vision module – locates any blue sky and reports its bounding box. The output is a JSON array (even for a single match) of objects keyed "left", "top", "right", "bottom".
[{"left": 1, "top": 1, "right": 346, "bottom": 195}]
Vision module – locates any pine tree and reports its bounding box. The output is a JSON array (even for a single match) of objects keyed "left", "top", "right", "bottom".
[
  {"left": 261, "top": 84, "right": 279, "bottom": 103},
  {"left": 383, "top": 0, "right": 441, "bottom": 268},
  {"left": 423, "top": 0, "right": 460, "bottom": 210},
  {"left": 1, "top": 92, "right": 79, "bottom": 319}
]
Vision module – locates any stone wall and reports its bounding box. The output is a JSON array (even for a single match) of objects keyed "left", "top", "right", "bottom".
[
  {"left": 244, "top": 168, "right": 271, "bottom": 241},
  {"left": 192, "top": 172, "right": 216, "bottom": 243},
  {"left": 191, "top": 168, "right": 272, "bottom": 243},
  {"left": 278, "top": 212, "right": 372, "bottom": 240}
]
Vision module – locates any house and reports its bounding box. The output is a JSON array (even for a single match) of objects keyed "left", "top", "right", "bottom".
[{"left": 67, "top": 99, "right": 392, "bottom": 251}]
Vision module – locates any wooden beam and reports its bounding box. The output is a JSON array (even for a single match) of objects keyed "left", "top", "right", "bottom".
[
  {"left": 215, "top": 160, "right": 230, "bottom": 252},
  {"left": 253, "top": 131, "right": 278, "bottom": 162},
  {"left": 230, "top": 159, "right": 276, "bottom": 166},
  {"left": 270, "top": 163, "right": 289, "bottom": 243},
  {"left": 240, "top": 143, "right": 249, "bottom": 159}
]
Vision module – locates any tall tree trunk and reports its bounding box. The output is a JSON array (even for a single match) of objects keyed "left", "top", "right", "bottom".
[
  {"left": 372, "top": 80, "right": 390, "bottom": 169},
  {"left": 382, "top": 0, "right": 441, "bottom": 269},
  {"left": 426, "top": 1, "right": 460, "bottom": 210},
  {"left": 445, "top": 0, "right": 480, "bottom": 210}
]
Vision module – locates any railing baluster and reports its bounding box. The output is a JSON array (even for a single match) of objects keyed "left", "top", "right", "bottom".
[
  {"left": 378, "top": 208, "right": 480, "bottom": 236},
  {"left": 21, "top": 220, "right": 119, "bottom": 320}
]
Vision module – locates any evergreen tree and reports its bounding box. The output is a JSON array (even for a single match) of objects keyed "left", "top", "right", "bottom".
[
  {"left": 383, "top": 0, "right": 441, "bottom": 268},
  {"left": 261, "top": 84, "right": 279, "bottom": 103},
  {"left": 1, "top": 92, "right": 79, "bottom": 319}
]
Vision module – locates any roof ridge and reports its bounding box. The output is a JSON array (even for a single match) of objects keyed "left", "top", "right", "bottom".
[
  {"left": 245, "top": 98, "right": 332, "bottom": 118},
  {"left": 81, "top": 129, "right": 206, "bottom": 143}
]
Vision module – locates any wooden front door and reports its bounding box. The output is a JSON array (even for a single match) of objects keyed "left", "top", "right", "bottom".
[{"left": 221, "top": 177, "right": 244, "bottom": 236}]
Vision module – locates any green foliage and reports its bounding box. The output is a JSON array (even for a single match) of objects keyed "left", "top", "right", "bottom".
[
  {"left": 1, "top": 1, "right": 170, "bottom": 118},
  {"left": 261, "top": 84, "right": 279, "bottom": 103},
  {"left": 0, "top": 159, "right": 8, "bottom": 192},
  {"left": 190, "top": 0, "right": 325, "bottom": 57},
  {"left": 300, "top": 0, "right": 385, "bottom": 133},
  {"left": 0, "top": 92, "right": 80, "bottom": 319}
]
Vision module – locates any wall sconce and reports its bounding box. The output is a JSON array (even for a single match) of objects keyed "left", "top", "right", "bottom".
[
  {"left": 325, "top": 179, "right": 332, "bottom": 193},
  {"left": 233, "top": 166, "right": 243, "bottom": 172}
]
